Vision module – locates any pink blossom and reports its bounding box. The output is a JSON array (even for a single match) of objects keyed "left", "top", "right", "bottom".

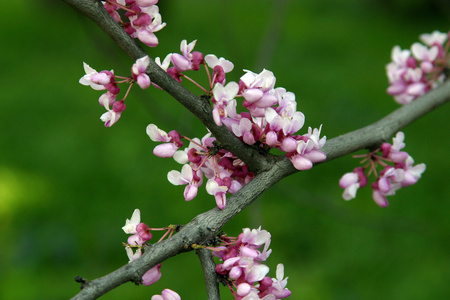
[
  {"left": 128, "top": 5, "right": 166, "bottom": 47},
  {"left": 386, "top": 30, "right": 450, "bottom": 104},
  {"left": 100, "top": 99, "right": 126, "bottom": 127},
  {"left": 381, "top": 131, "right": 409, "bottom": 162},
  {"left": 399, "top": 156, "right": 426, "bottom": 186},
  {"left": 205, "top": 54, "right": 234, "bottom": 84},
  {"left": 142, "top": 263, "right": 162, "bottom": 286},
  {"left": 289, "top": 127, "right": 327, "bottom": 171},
  {"left": 206, "top": 178, "right": 228, "bottom": 209},
  {"left": 79, "top": 62, "right": 108, "bottom": 90},
  {"left": 231, "top": 118, "right": 258, "bottom": 145},
  {"left": 340, "top": 131, "right": 425, "bottom": 207},
  {"left": 241, "top": 227, "right": 271, "bottom": 247},
  {"left": 151, "top": 289, "right": 181, "bottom": 300},
  {"left": 132, "top": 56, "right": 151, "bottom": 89},
  {"left": 213, "top": 227, "right": 290, "bottom": 299},
  {"left": 212, "top": 81, "right": 239, "bottom": 125},
  {"left": 146, "top": 124, "right": 183, "bottom": 157},
  {"left": 167, "top": 164, "right": 202, "bottom": 201},
  {"left": 98, "top": 91, "right": 117, "bottom": 108},
  {"left": 339, "top": 168, "right": 367, "bottom": 200},
  {"left": 265, "top": 264, "right": 291, "bottom": 299},
  {"left": 171, "top": 40, "right": 204, "bottom": 72}
]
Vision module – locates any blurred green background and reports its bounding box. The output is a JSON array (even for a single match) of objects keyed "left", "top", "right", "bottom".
[{"left": 1, "top": 0, "right": 449, "bottom": 299}]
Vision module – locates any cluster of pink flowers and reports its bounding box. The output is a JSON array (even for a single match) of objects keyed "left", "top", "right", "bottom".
[
  {"left": 339, "top": 132, "right": 426, "bottom": 207},
  {"left": 79, "top": 56, "right": 151, "bottom": 126},
  {"left": 212, "top": 227, "right": 291, "bottom": 299},
  {"left": 147, "top": 124, "right": 252, "bottom": 209},
  {"left": 122, "top": 209, "right": 162, "bottom": 285},
  {"left": 147, "top": 40, "right": 326, "bottom": 209},
  {"left": 386, "top": 30, "right": 450, "bottom": 104},
  {"left": 122, "top": 209, "right": 181, "bottom": 297},
  {"left": 104, "top": 0, "right": 166, "bottom": 47}
]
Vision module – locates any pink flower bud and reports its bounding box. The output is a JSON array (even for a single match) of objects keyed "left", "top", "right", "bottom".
[
  {"left": 136, "top": 223, "right": 152, "bottom": 241},
  {"left": 153, "top": 143, "right": 178, "bottom": 158},
  {"left": 142, "top": 263, "right": 162, "bottom": 286},
  {"left": 236, "top": 283, "right": 251, "bottom": 296}
]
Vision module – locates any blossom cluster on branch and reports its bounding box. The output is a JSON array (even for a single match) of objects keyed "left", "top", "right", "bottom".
[
  {"left": 71, "top": 0, "right": 445, "bottom": 298},
  {"left": 339, "top": 132, "right": 426, "bottom": 207},
  {"left": 122, "top": 209, "right": 176, "bottom": 286},
  {"left": 387, "top": 30, "right": 450, "bottom": 104},
  {"left": 104, "top": 0, "right": 165, "bottom": 47},
  {"left": 80, "top": 36, "right": 326, "bottom": 209},
  {"left": 212, "top": 227, "right": 291, "bottom": 299},
  {"left": 121, "top": 209, "right": 290, "bottom": 299}
]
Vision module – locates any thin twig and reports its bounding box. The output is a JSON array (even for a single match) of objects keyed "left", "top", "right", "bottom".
[{"left": 196, "top": 248, "right": 221, "bottom": 300}]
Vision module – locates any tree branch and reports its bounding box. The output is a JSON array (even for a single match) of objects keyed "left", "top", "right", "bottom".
[
  {"left": 62, "top": 0, "right": 272, "bottom": 173},
  {"left": 197, "top": 248, "right": 221, "bottom": 300},
  {"left": 71, "top": 79, "right": 449, "bottom": 299},
  {"left": 62, "top": 1, "right": 450, "bottom": 299}
]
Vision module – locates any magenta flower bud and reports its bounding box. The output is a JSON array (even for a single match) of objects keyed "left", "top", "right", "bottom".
[
  {"left": 215, "top": 263, "right": 227, "bottom": 275},
  {"left": 124, "top": 22, "right": 136, "bottom": 35},
  {"left": 168, "top": 130, "right": 183, "bottom": 147},
  {"left": 354, "top": 167, "right": 368, "bottom": 187},
  {"left": 112, "top": 100, "right": 126, "bottom": 113},
  {"left": 218, "top": 157, "right": 234, "bottom": 169},
  {"left": 133, "top": 12, "right": 151, "bottom": 26},
  {"left": 167, "top": 67, "right": 182, "bottom": 82},
  {"left": 136, "top": 223, "right": 152, "bottom": 241},
  {"left": 259, "top": 276, "right": 273, "bottom": 292},
  {"left": 381, "top": 142, "right": 391, "bottom": 157},
  {"left": 187, "top": 147, "right": 202, "bottom": 163},
  {"left": 406, "top": 56, "right": 417, "bottom": 68},
  {"left": 106, "top": 83, "right": 120, "bottom": 95},
  {"left": 213, "top": 65, "right": 226, "bottom": 83},
  {"left": 191, "top": 51, "right": 204, "bottom": 70}
]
